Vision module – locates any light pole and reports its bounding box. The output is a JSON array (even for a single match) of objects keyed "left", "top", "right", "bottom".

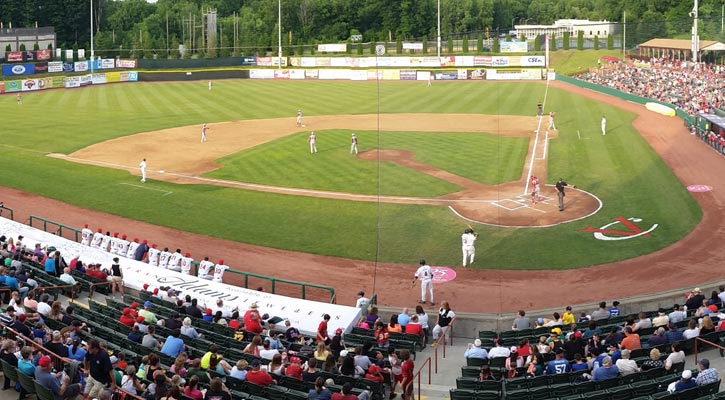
[
  {"left": 90, "top": 0, "right": 94, "bottom": 74},
  {"left": 691, "top": 0, "right": 699, "bottom": 62},
  {"left": 437, "top": 0, "right": 441, "bottom": 58},
  {"left": 278, "top": 0, "right": 282, "bottom": 69}
]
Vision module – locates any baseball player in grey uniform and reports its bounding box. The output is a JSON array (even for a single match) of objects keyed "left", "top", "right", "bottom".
[{"left": 350, "top": 133, "right": 358, "bottom": 155}]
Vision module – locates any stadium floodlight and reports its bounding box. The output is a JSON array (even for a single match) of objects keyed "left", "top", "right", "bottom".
[{"left": 691, "top": 0, "right": 699, "bottom": 62}]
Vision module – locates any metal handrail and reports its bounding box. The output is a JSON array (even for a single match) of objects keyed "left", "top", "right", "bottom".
[
  {"left": 28, "top": 215, "right": 82, "bottom": 242},
  {"left": 433, "top": 316, "right": 456, "bottom": 373},
  {"left": 88, "top": 281, "right": 113, "bottom": 298},
  {"left": 0, "top": 204, "right": 14, "bottom": 220},
  {"left": 407, "top": 356, "right": 431, "bottom": 400},
  {"left": 694, "top": 336, "right": 725, "bottom": 365}
]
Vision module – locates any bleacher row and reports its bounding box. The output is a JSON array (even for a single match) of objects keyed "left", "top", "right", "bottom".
[{"left": 0, "top": 256, "right": 429, "bottom": 400}]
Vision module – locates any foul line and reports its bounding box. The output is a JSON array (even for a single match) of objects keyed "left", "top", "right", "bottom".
[
  {"left": 524, "top": 77, "right": 552, "bottom": 195},
  {"left": 118, "top": 183, "right": 173, "bottom": 196}
]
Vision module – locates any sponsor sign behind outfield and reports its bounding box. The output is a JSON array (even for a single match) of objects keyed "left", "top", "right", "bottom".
[{"left": 2, "top": 64, "right": 35, "bottom": 76}]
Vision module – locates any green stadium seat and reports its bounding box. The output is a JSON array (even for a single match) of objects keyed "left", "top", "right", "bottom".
[
  {"left": 33, "top": 379, "right": 54, "bottom": 400},
  {"left": 697, "top": 379, "right": 721, "bottom": 396},
  {"left": 456, "top": 377, "right": 479, "bottom": 390},
  {"left": 548, "top": 382, "right": 574, "bottom": 397},
  {"left": 558, "top": 395, "right": 581, "bottom": 400},
  {"left": 528, "top": 386, "right": 551, "bottom": 400},
  {"left": 449, "top": 388, "right": 476, "bottom": 400},
  {"left": 606, "top": 384, "right": 632, "bottom": 400},
  {"left": 466, "top": 357, "right": 488, "bottom": 367},
  {"left": 475, "top": 391, "right": 500, "bottom": 400},
  {"left": 630, "top": 380, "right": 659, "bottom": 397},
  {"left": 580, "top": 389, "right": 609, "bottom": 400},
  {"left": 505, "top": 388, "right": 530, "bottom": 400},
  {"left": 16, "top": 368, "right": 36, "bottom": 398}
]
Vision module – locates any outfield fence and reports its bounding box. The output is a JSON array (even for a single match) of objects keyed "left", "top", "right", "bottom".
[{"left": 25, "top": 215, "right": 336, "bottom": 303}]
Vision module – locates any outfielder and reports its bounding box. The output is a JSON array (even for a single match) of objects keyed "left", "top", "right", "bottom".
[
  {"left": 296, "top": 110, "right": 303, "bottom": 127},
  {"left": 461, "top": 228, "right": 477, "bottom": 267},
  {"left": 350, "top": 133, "right": 358, "bottom": 155},
  {"left": 413, "top": 259, "right": 434, "bottom": 305},
  {"left": 139, "top": 158, "right": 147, "bottom": 183},
  {"left": 80, "top": 224, "right": 93, "bottom": 246},
  {"left": 208, "top": 80, "right": 212, "bottom": 91},
  {"left": 308, "top": 132, "right": 317, "bottom": 154},
  {"left": 601, "top": 116, "right": 607, "bottom": 135},
  {"left": 201, "top": 123, "right": 208, "bottom": 142},
  {"left": 548, "top": 112, "right": 556, "bottom": 131}
]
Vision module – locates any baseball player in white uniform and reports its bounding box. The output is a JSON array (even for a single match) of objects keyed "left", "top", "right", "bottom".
[
  {"left": 601, "top": 116, "right": 607, "bottom": 135},
  {"left": 208, "top": 80, "right": 212, "bottom": 91},
  {"left": 101, "top": 232, "right": 114, "bottom": 252},
  {"left": 91, "top": 228, "right": 104, "bottom": 248},
  {"left": 548, "top": 112, "right": 556, "bottom": 131},
  {"left": 296, "top": 110, "right": 303, "bottom": 127},
  {"left": 461, "top": 228, "right": 477, "bottom": 267},
  {"left": 213, "top": 260, "right": 229, "bottom": 282},
  {"left": 198, "top": 257, "right": 215, "bottom": 280},
  {"left": 109, "top": 233, "right": 120, "bottom": 254},
  {"left": 168, "top": 249, "right": 183, "bottom": 272},
  {"left": 147, "top": 244, "right": 161, "bottom": 267},
  {"left": 308, "top": 132, "right": 317, "bottom": 154},
  {"left": 350, "top": 133, "right": 358, "bottom": 155},
  {"left": 80, "top": 224, "right": 93, "bottom": 246},
  {"left": 116, "top": 234, "right": 130, "bottom": 256},
  {"left": 159, "top": 248, "right": 172, "bottom": 269},
  {"left": 201, "top": 123, "right": 208, "bottom": 142},
  {"left": 413, "top": 259, "right": 434, "bottom": 305},
  {"left": 139, "top": 159, "right": 147, "bottom": 183},
  {"left": 126, "top": 238, "right": 140, "bottom": 259},
  {"left": 180, "top": 253, "right": 194, "bottom": 275}
]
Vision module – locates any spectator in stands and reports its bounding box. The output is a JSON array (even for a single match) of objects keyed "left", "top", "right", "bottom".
[
  {"left": 328, "top": 329, "right": 344, "bottom": 358},
  {"left": 0, "top": 339, "right": 17, "bottom": 389},
  {"left": 138, "top": 301, "right": 157, "bottom": 325},
  {"left": 683, "top": 319, "right": 700, "bottom": 339},
  {"left": 183, "top": 375, "right": 203, "bottom": 400},
  {"left": 512, "top": 310, "right": 531, "bottom": 331},
  {"left": 179, "top": 317, "right": 200, "bottom": 339},
  {"left": 619, "top": 327, "right": 641, "bottom": 350},
  {"left": 5, "top": 271, "right": 28, "bottom": 299},
  {"left": 243, "top": 335, "right": 262, "bottom": 357},
  {"left": 700, "top": 316, "right": 715, "bottom": 335},
  {"left": 398, "top": 307, "right": 411, "bottom": 330},
  {"left": 308, "top": 376, "right": 332, "bottom": 399},
  {"left": 431, "top": 301, "right": 455, "bottom": 345},
  {"left": 405, "top": 314, "right": 423, "bottom": 338},
  {"left": 332, "top": 382, "right": 366, "bottom": 400},
  {"left": 374, "top": 320, "right": 389, "bottom": 349},
  {"left": 685, "top": 288, "right": 705, "bottom": 311},
  {"left": 142, "top": 325, "right": 161, "bottom": 350},
  {"left": 571, "top": 354, "right": 588, "bottom": 372},
  {"left": 365, "top": 306, "right": 380, "bottom": 326},
  {"left": 547, "top": 328, "right": 564, "bottom": 353},
  {"left": 83, "top": 338, "right": 116, "bottom": 399},
  {"left": 212, "top": 310, "right": 227, "bottom": 326},
  {"left": 134, "top": 240, "right": 149, "bottom": 262},
  {"left": 591, "top": 302, "right": 610, "bottom": 321},
  {"left": 119, "top": 308, "right": 135, "bottom": 328},
  {"left": 246, "top": 359, "right": 275, "bottom": 386},
  {"left": 243, "top": 303, "right": 264, "bottom": 334},
  {"left": 608, "top": 301, "right": 621, "bottom": 317},
  {"left": 415, "top": 305, "right": 429, "bottom": 345},
  {"left": 480, "top": 364, "right": 496, "bottom": 380},
  {"left": 203, "top": 377, "right": 232, "bottom": 400},
  {"left": 695, "top": 358, "right": 719, "bottom": 386},
  {"left": 44, "top": 251, "right": 57, "bottom": 276},
  {"left": 59, "top": 267, "right": 82, "bottom": 296},
  {"left": 563, "top": 331, "right": 585, "bottom": 360},
  {"left": 36, "top": 293, "right": 51, "bottom": 318},
  {"left": 121, "top": 365, "right": 146, "bottom": 396},
  {"left": 10, "top": 313, "right": 30, "bottom": 338},
  {"left": 160, "top": 329, "right": 186, "bottom": 358},
  {"left": 16, "top": 346, "right": 34, "bottom": 376},
  {"left": 591, "top": 356, "right": 619, "bottom": 381},
  {"left": 210, "top": 299, "right": 232, "bottom": 319},
  {"left": 387, "top": 314, "right": 402, "bottom": 333},
  {"left": 35, "top": 355, "right": 82, "bottom": 399},
  {"left": 364, "top": 364, "right": 384, "bottom": 383},
  {"left": 228, "top": 311, "right": 242, "bottom": 330},
  {"left": 695, "top": 299, "right": 712, "bottom": 317},
  {"left": 488, "top": 338, "right": 510, "bottom": 359},
  {"left": 353, "top": 346, "right": 371, "bottom": 375},
  {"left": 287, "top": 356, "right": 304, "bottom": 379},
  {"left": 317, "top": 314, "right": 331, "bottom": 345},
  {"left": 229, "top": 359, "right": 248, "bottom": 380},
  {"left": 284, "top": 319, "right": 300, "bottom": 342},
  {"left": 464, "top": 339, "right": 488, "bottom": 359},
  {"left": 127, "top": 325, "right": 143, "bottom": 343},
  {"left": 632, "top": 312, "right": 652, "bottom": 332},
  {"left": 562, "top": 306, "right": 576, "bottom": 325},
  {"left": 581, "top": 321, "right": 601, "bottom": 340},
  {"left": 312, "top": 340, "right": 329, "bottom": 363},
  {"left": 46, "top": 330, "right": 69, "bottom": 358},
  {"left": 718, "top": 287, "right": 725, "bottom": 305},
  {"left": 400, "top": 349, "right": 414, "bottom": 400},
  {"left": 651, "top": 308, "right": 669, "bottom": 327},
  {"left": 545, "top": 348, "right": 570, "bottom": 375},
  {"left": 669, "top": 370, "right": 697, "bottom": 393},
  {"left": 665, "top": 342, "right": 685, "bottom": 371},
  {"left": 536, "top": 336, "right": 550, "bottom": 354},
  {"left": 355, "top": 291, "right": 369, "bottom": 309},
  {"left": 641, "top": 348, "right": 664, "bottom": 371},
  {"left": 183, "top": 298, "right": 201, "bottom": 319},
  {"left": 505, "top": 347, "right": 522, "bottom": 378},
  {"left": 615, "top": 349, "right": 639, "bottom": 376},
  {"left": 647, "top": 327, "right": 667, "bottom": 347}
]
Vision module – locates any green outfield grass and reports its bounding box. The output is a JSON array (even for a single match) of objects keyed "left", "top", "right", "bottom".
[
  {"left": 549, "top": 49, "right": 624, "bottom": 76},
  {"left": 207, "top": 129, "right": 529, "bottom": 195},
  {"left": 0, "top": 80, "right": 701, "bottom": 269}
]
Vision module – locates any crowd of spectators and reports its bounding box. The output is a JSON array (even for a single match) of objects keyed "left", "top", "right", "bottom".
[{"left": 577, "top": 57, "right": 725, "bottom": 117}]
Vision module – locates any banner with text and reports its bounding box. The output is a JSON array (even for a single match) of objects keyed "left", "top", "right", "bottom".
[
  {"left": 500, "top": 41, "right": 528, "bottom": 53},
  {"left": 2, "top": 64, "right": 35, "bottom": 76},
  {"left": 317, "top": 43, "right": 347, "bottom": 52}
]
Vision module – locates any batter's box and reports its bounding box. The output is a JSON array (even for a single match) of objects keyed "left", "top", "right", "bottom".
[
  {"left": 516, "top": 193, "right": 553, "bottom": 205},
  {"left": 491, "top": 198, "right": 527, "bottom": 211}
]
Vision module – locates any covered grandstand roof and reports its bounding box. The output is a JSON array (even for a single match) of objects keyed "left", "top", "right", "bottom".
[{"left": 640, "top": 38, "right": 720, "bottom": 50}]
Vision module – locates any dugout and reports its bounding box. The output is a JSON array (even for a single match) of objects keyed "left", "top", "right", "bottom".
[{"left": 695, "top": 113, "right": 725, "bottom": 136}]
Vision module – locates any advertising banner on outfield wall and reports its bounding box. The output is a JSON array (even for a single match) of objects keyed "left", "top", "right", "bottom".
[
  {"left": 289, "top": 69, "right": 306, "bottom": 80},
  {"left": 0, "top": 83, "right": 4, "bottom": 93},
  {"left": 116, "top": 59, "right": 137, "bottom": 68},
  {"left": 106, "top": 72, "right": 121, "bottom": 83},
  {"left": 79, "top": 75, "right": 92, "bottom": 86},
  {"left": 455, "top": 56, "right": 474, "bottom": 67},
  {"left": 24, "top": 51, "right": 36, "bottom": 62},
  {"left": 403, "top": 42, "right": 424, "bottom": 50},
  {"left": 36, "top": 49, "right": 51, "bottom": 61},
  {"left": 305, "top": 70, "right": 318, "bottom": 79},
  {"left": 4, "top": 81, "right": 21, "bottom": 92},
  {"left": 6, "top": 51, "right": 23, "bottom": 62},
  {"left": 468, "top": 69, "right": 487, "bottom": 80},
  {"left": 74, "top": 61, "right": 88, "bottom": 72},
  {"left": 33, "top": 63, "right": 48, "bottom": 73},
  {"left": 301, "top": 57, "right": 316, "bottom": 67},
  {"left": 2, "top": 64, "right": 35, "bottom": 76},
  {"left": 416, "top": 71, "right": 431, "bottom": 81},
  {"left": 316, "top": 58, "right": 331, "bottom": 67},
  {"left": 49, "top": 77, "right": 64, "bottom": 88},
  {"left": 440, "top": 57, "right": 456, "bottom": 67},
  {"left": 317, "top": 43, "right": 347, "bottom": 52},
  {"left": 350, "top": 70, "right": 367, "bottom": 81},
  {"left": 474, "top": 56, "right": 492, "bottom": 66},
  {"left": 21, "top": 79, "right": 40, "bottom": 91},
  {"left": 92, "top": 74, "right": 107, "bottom": 84},
  {"left": 411, "top": 57, "right": 441, "bottom": 67},
  {"left": 457, "top": 70, "right": 468, "bottom": 80},
  {"left": 492, "top": 56, "right": 510, "bottom": 67},
  {"left": 64, "top": 77, "right": 80, "bottom": 88},
  {"left": 240, "top": 56, "right": 256, "bottom": 66},
  {"left": 274, "top": 70, "right": 289, "bottom": 80},
  {"left": 62, "top": 62, "right": 75, "bottom": 73},
  {"left": 501, "top": 41, "right": 528, "bottom": 53},
  {"left": 249, "top": 69, "right": 275, "bottom": 79},
  {"left": 520, "top": 56, "right": 546, "bottom": 67},
  {"left": 48, "top": 62, "right": 63, "bottom": 73},
  {"left": 400, "top": 70, "right": 417, "bottom": 80},
  {"left": 435, "top": 72, "right": 458, "bottom": 80},
  {"left": 101, "top": 59, "right": 115, "bottom": 69},
  {"left": 128, "top": 72, "right": 138, "bottom": 82},
  {"left": 382, "top": 69, "right": 400, "bottom": 80}
]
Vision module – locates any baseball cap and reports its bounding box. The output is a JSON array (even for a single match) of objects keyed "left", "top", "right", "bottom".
[
  {"left": 218, "top": 260, "right": 224, "bottom": 265},
  {"left": 109, "top": 356, "right": 119, "bottom": 364},
  {"left": 368, "top": 365, "right": 380, "bottom": 374},
  {"left": 121, "top": 234, "right": 127, "bottom": 239},
  {"left": 250, "top": 359, "right": 260, "bottom": 368},
  {"left": 574, "top": 331, "right": 582, "bottom": 339},
  {"left": 335, "top": 328, "right": 343, "bottom": 336},
  {"left": 555, "top": 347, "right": 564, "bottom": 355},
  {"left": 699, "top": 359, "right": 710, "bottom": 369},
  {"left": 185, "top": 253, "right": 191, "bottom": 257},
  {"left": 38, "top": 356, "right": 52, "bottom": 368},
  {"left": 206, "top": 309, "right": 212, "bottom": 315},
  {"left": 137, "top": 316, "right": 145, "bottom": 323},
  {"left": 122, "top": 308, "right": 131, "bottom": 315},
  {"left": 143, "top": 283, "right": 149, "bottom": 290},
  {"left": 17, "top": 314, "right": 26, "bottom": 322},
  {"left": 130, "top": 302, "right": 139, "bottom": 309},
  {"left": 142, "top": 240, "right": 148, "bottom": 244},
  {"left": 551, "top": 328, "right": 562, "bottom": 335},
  {"left": 290, "top": 356, "right": 302, "bottom": 363},
  {"left": 682, "top": 370, "right": 692, "bottom": 379},
  {"left": 144, "top": 301, "right": 152, "bottom": 308},
  {"left": 566, "top": 306, "right": 572, "bottom": 310},
  {"left": 474, "top": 339, "right": 482, "bottom": 347}
]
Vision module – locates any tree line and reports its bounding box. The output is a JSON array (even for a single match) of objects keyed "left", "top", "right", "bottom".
[{"left": 1, "top": 0, "right": 724, "bottom": 58}]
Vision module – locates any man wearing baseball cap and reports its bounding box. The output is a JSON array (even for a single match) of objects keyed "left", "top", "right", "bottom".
[
  {"left": 670, "top": 369, "right": 697, "bottom": 393},
  {"left": 246, "top": 359, "right": 275, "bottom": 386},
  {"left": 464, "top": 339, "right": 488, "bottom": 359},
  {"left": 83, "top": 338, "right": 116, "bottom": 398},
  {"left": 35, "top": 355, "right": 82, "bottom": 399},
  {"left": 139, "top": 301, "right": 157, "bottom": 325}
]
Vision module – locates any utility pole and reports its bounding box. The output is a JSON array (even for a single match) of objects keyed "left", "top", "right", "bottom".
[
  {"left": 692, "top": 0, "right": 699, "bottom": 62},
  {"left": 278, "top": 0, "right": 282, "bottom": 69},
  {"left": 90, "top": 0, "right": 94, "bottom": 74},
  {"left": 437, "top": 0, "right": 441, "bottom": 58},
  {"left": 622, "top": 11, "right": 626, "bottom": 60}
]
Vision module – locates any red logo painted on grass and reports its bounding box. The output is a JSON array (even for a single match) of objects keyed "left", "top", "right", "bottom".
[
  {"left": 580, "top": 216, "right": 658, "bottom": 241},
  {"left": 431, "top": 267, "right": 457, "bottom": 283},
  {"left": 687, "top": 185, "right": 713, "bottom": 193}
]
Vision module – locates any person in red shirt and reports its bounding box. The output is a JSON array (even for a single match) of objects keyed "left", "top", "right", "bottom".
[
  {"left": 331, "top": 382, "right": 359, "bottom": 400},
  {"left": 374, "top": 321, "right": 389, "bottom": 349},
  {"left": 317, "top": 314, "right": 331, "bottom": 345},
  {"left": 245, "top": 359, "right": 275, "bottom": 386},
  {"left": 243, "top": 303, "right": 263, "bottom": 334},
  {"left": 129, "top": 302, "right": 140, "bottom": 318},
  {"left": 285, "top": 357, "right": 303, "bottom": 380},
  {"left": 400, "top": 349, "right": 414, "bottom": 400},
  {"left": 364, "top": 364, "right": 384, "bottom": 383},
  {"left": 405, "top": 315, "right": 423, "bottom": 336},
  {"left": 119, "top": 308, "right": 135, "bottom": 328}
]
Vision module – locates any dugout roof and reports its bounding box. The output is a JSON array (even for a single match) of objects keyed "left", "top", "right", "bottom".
[{"left": 699, "top": 113, "right": 725, "bottom": 131}]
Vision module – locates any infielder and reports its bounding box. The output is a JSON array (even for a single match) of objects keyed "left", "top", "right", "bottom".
[
  {"left": 308, "top": 132, "right": 317, "bottom": 154},
  {"left": 201, "top": 123, "right": 208, "bottom": 142},
  {"left": 208, "top": 80, "right": 212, "bottom": 91},
  {"left": 461, "top": 228, "right": 477, "bottom": 267},
  {"left": 296, "top": 110, "right": 303, "bottom": 127},
  {"left": 413, "top": 259, "right": 434, "bottom": 305},
  {"left": 139, "top": 158, "right": 147, "bottom": 183},
  {"left": 80, "top": 224, "right": 93, "bottom": 246},
  {"left": 601, "top": 116, "right": 607, "bottom": 135},
  {"left": 548, "top": 112, "right": 556, "bottom": 131},
  {"left": 350, "top": 133, "right": 358, "bottom": 155}
]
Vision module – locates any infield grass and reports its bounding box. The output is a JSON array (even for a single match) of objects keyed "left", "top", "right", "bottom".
[{"left": 0, "top": 80, "right": 701, "bottom": 269}]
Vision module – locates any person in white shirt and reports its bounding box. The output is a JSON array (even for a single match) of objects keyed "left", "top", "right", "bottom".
[
  {"left": 147, "top": 244, "right": 161, "bottom": 267},
  {"left": 413, "top": 259, "right": 434, "bottom": 306},
  {"left": 36, "top": 294, "right": 52, "bottom": 317},
  {"left": 355, "top": 291, "right": 369, "bottom": 309},
  {"left": 116, "top": 234, "right": 130, "bottom": 256},
  {"left": 259, "top": 339, "right": 279, "bottom": 360},
  {"left": 139, "top": 158, "right": 147, "bottom": 183},
  {"left": 126, "top": 238, "right": 140, "bottom": 259},
  {"left": 461, "top": 228, "right": 477, "bottom": 267},
  {"left": 198, "top": 257, "right": 214, "bottom": 280},
  {"left": 90, "top": 228, "right": 104, "bottom": 248},
  {"left": 615, "top": 349, "right": 640, "bottom": 376},
  {"left": 101, "top": 232, "right": 113, "bottom": 252},
  {"left": 683, "top": 319, "right": 700, "bottom": 339},
  {"left": 668, "top": 304, "right": 687, "bottom": 325},
  {"left": 168, "top": 249, "right": 183, "bottom": 272},
  {"left": 180, "top": 253, "right": 193, "bottom": 275},
  {"left": 80, "top": 224, "right": 93, "bottom": 246},
  {"left": 158, "top": 248, "right": 172, "bottom": 269},
  {"left": 308, "top": 132, "right": 317, "bottom": 154},
  {"left": 601, "top": 116, "right": 607, "bottom": 135},
  {"left": 665, "top": 342, "right": 685, "bottom": 370},
  {"left": 211, "top": 299, "right": 232, "bottom": 319},
  {"left": 651, "top": 309, "right": 669, "bottom": 327},
  {"left": 213, "top": 261, "right": 229, "bottom": 282},
  {"left": 488, "top": 338, "right": 511, "bottom": 359}
]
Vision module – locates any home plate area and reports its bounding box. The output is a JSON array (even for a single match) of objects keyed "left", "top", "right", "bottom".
[{"left": 491, "top": 193, "right": 552, "bottom": 211}]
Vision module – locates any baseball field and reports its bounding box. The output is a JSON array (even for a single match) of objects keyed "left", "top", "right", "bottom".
[{"left": 0, "top": 78, "right": 702, "bottom": 271}]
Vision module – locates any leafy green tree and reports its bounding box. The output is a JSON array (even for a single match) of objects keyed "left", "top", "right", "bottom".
[
  {"left": 549, "top": 34, "right": 556, "bottom": 51},
  {"left": 447, "top": 35, "right": 453, "bottom": 53},
  {"left": 607, "top": 34, "right": 614, "bottom": 50},
  {"left": 357, "top": 43, "right": 362, "bottom": 55},
  {"left": 370, "top": 40, "right": 376, "bottom": 55},
  {"left": 492, "top": 37, "right": 500, "bottom": 53},
  {"left": 594, "top": 35, "right": 599, "bottom": 50},
  {"left": 534, "top": 34, "right": 541, "bottom": 51},
  {"left": 347, "top": 39, "right": 352, "bottom": 54},
  {"left": 33, "top": 43, "right": 40, "bottom": 51},
  {"left": 422, "top": 36, "right": 428, "bottom": 54},
  {"left": 19, "top": 44, "right": 26, "bottom": 51},
  {"left": 477, "top": 35, "right": 483, "bottom": 53},
  {"left": 563, "top": 31, "right": 570, "bottom": 50},
  {"left": 577, "top": 30, "right": 583, "bottom": 50},
  {"left": 396, "top": 38, "right": 402, "bottom": 54},
  {"left": 462, "top": 35, "right": 468, "bottom": 53},
  {"left": 72, "top": 42, "right": 78, "bottom": 61},
  {"left": 5, "top": 44, "right": 11, "bottom": 52}
]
